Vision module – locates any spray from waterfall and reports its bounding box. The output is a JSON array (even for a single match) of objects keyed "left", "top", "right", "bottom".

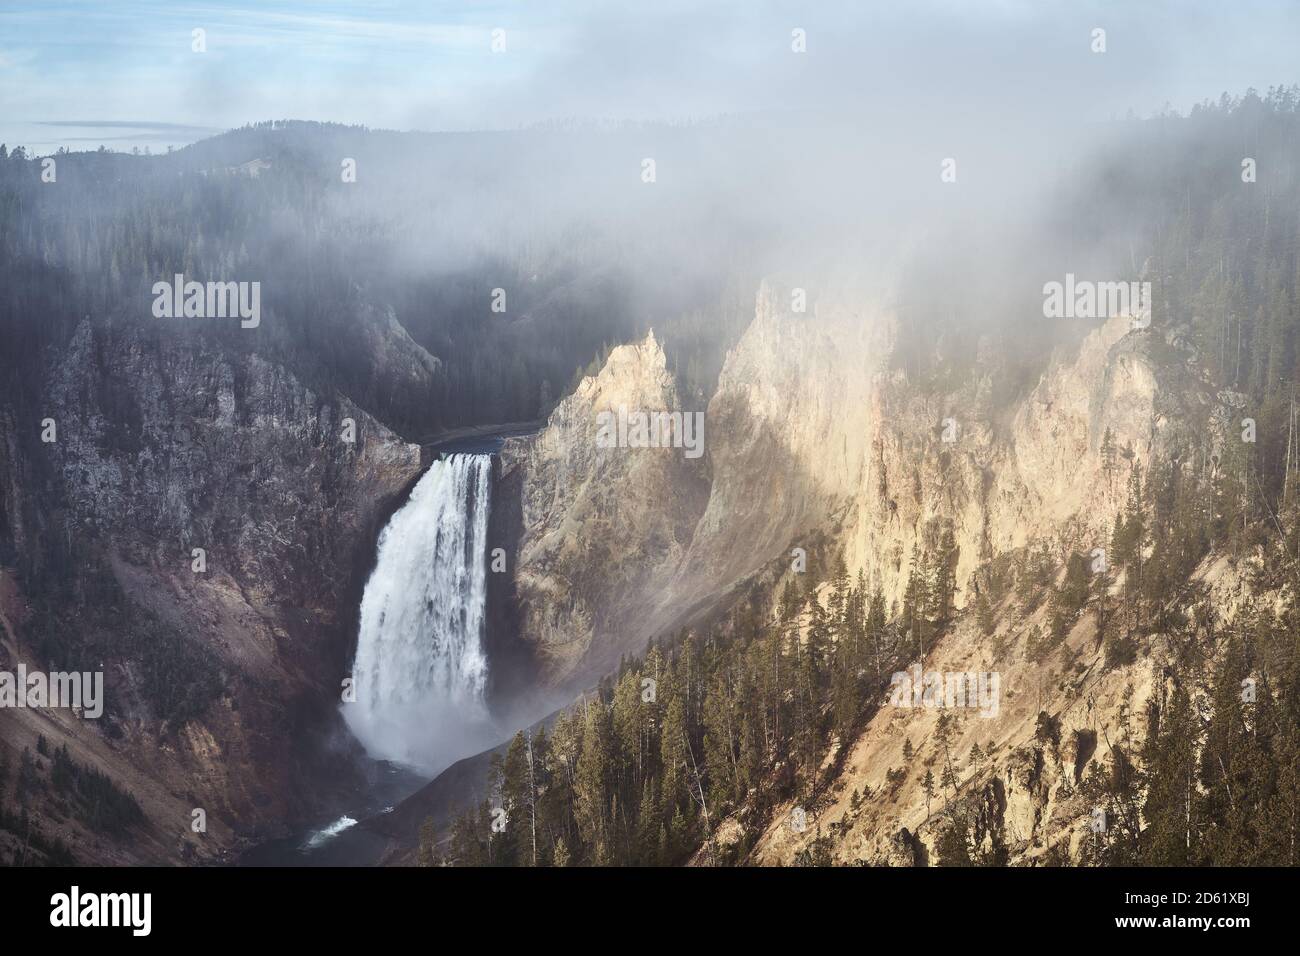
[{"left": 344, "top": 453, "right": 496, "bottom": 775}]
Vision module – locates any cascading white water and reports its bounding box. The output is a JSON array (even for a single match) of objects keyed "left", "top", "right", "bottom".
[{"left": 343, "top": 453, "right": 495, "bottom": 775}]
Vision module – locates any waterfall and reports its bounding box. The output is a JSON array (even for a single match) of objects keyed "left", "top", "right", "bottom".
[{"left": 344, "top": 453, "right": 495, "bottom": 775}]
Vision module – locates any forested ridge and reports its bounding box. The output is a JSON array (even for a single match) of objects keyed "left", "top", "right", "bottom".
[{"left": 0, "top": 120, "right": 759, "bottom": 442}]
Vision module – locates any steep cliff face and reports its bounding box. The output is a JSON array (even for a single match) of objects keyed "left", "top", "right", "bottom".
[
  {"left": 38, "top": 320, "right": 422, "bottom": 606},
  {"left": 0, "top": 316, "right": 425, "bottom": 863},
  {"left": 695, "top": 283, "right": 1197, "bottom": 615},
  {"left": 669, "top": 288, "right": 886, "bottom": 609},
  {"left": 500, "top": 289, "right": 891, "bottom": 689},
  {"left": 837, "top": 310, "right": 1206, "bottom": 611},
  {"left": 721, "top": 297, "right": 1222, "bottom": 865},
  {"left": 502, "top": 280, "right": 1225, "bottom": 865},
  {"left": 504, "top": 284, "right": 1203, "bottom": 685},
  {"left": 500, "top": 331, "right": 709, "bottom": 686}
]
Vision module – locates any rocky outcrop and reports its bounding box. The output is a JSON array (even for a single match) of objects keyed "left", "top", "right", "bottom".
[
  {"left": 669, "top": 287, "right": 886, "bottom": 609},
  {"left": 501, "top": 331, "right": 709, "bottom": 685}
]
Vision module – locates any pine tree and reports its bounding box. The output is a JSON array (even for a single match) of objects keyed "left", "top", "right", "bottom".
[
  {"left": 1100, "top": 427, "right": 1118, "bottom": 483},
  {"left": 489, "top": 732, "right": 529, "bottom": 865},
  {"left": 659, "top": 694, "right": 688, "bottom": 825},
  {"left": 1140, "top": 683, "right": 1203, "bottom": 864},
  {"left": 702, "top": 668, "right": 742, "bottom": 810},
  {"left": 574, "top": 702, "right": 612, "bottom": 863},
  {"left": 931, "top": 526, "right": 960, "bottom": 628}
]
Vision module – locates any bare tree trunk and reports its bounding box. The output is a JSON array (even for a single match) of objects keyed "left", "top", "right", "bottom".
[
  {"left": 526, "top": 729, "right": 538, "bottom": 867},
  {"left": 1284, "top": 394, "right": 1294, "bottom": 509},
  {"left": 685, "top": 732, "right": 715, "bottom": 865}
]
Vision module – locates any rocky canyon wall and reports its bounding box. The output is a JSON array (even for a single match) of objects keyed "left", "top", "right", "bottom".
[
  {"left": 0, "top": 314, "right": 430, "bottom": 862},
  {"left": 499, "top": 280, "right": 1228, "bottom": 865},
  {"left": 505, "top": 282, "right": 1214, "bottom": 688}
]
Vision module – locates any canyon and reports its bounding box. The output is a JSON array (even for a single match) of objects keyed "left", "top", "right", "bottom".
[
  {"left": 0, "top": 267, "right": 1280, "bottom": 867},
  {"left": 1, "top": 99, "right": 1296, "bottom": 868}
]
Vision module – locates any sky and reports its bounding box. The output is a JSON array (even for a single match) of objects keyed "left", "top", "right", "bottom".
[{"left": 1, "top": 0, "right": 1298, "bottom": 154}]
